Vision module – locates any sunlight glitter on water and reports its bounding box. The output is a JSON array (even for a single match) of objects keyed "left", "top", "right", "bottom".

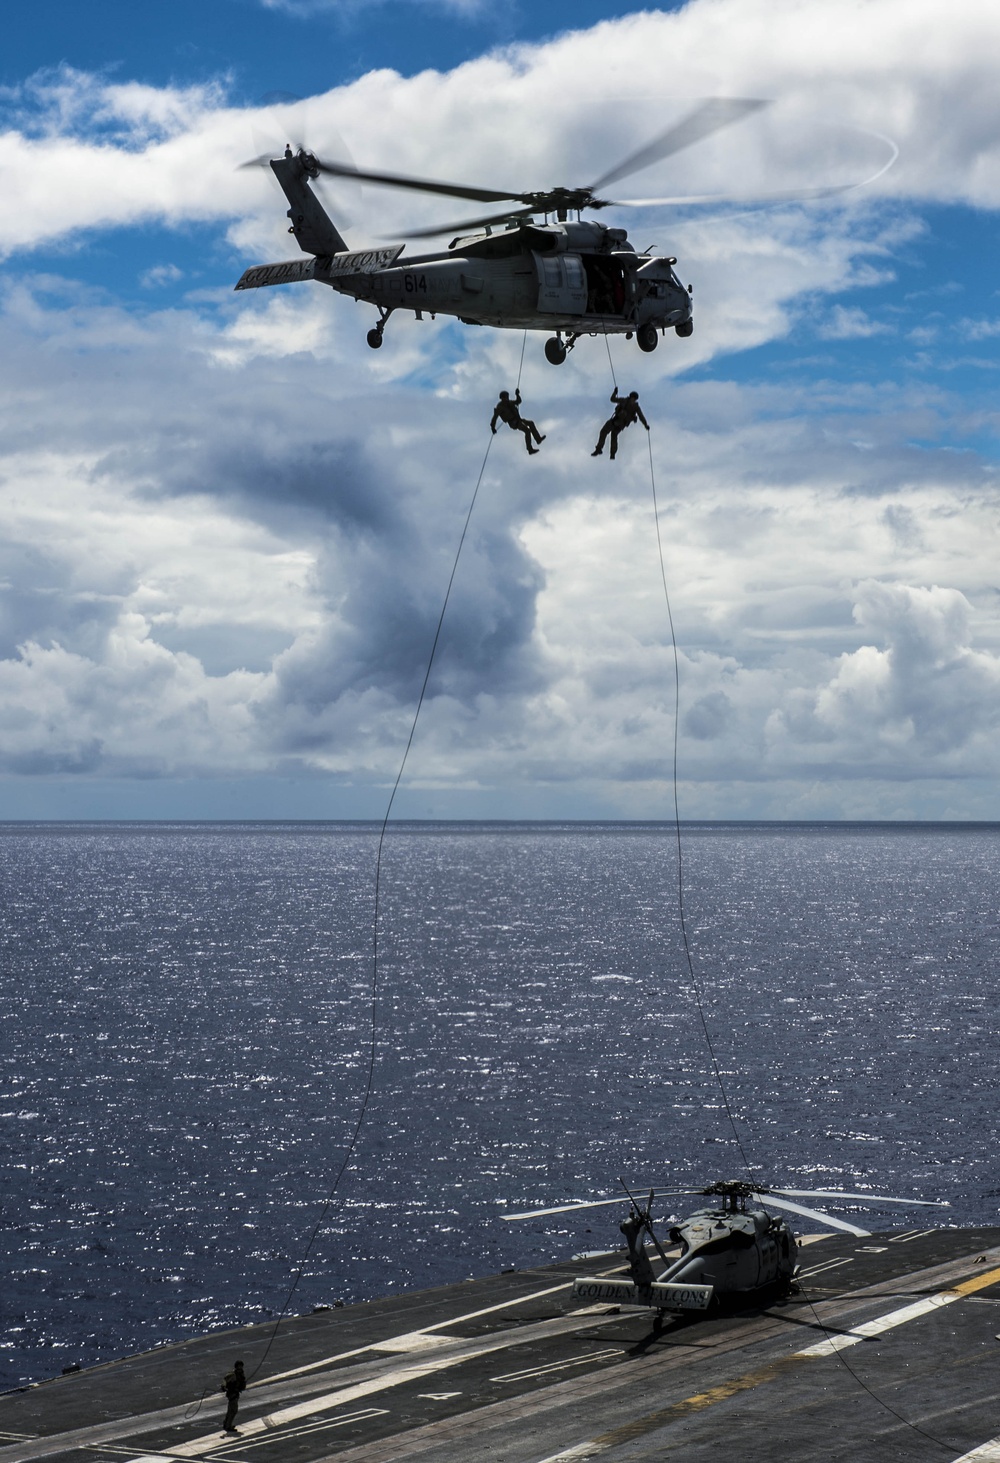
[{"left": 1, "top": 821, "right": 998, "bottom": 1386}]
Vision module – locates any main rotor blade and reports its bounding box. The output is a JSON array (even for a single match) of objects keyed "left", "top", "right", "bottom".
[
  {"left": 772, "top": 1188, "right": 949, "bottom": 1207},
  {"left": 311, "top": 157, "right": 523, "bottom": 207},
  {"left": 763, "top": 1194, "right": 872, "bottom": 1236},
  {"left": 610, "top": 183, "right": 855, "bottom": 208},
  {"left": 392, "top": 207, "right": 537, "bottom": 240},
  {"left": 589, "top": 97, "right": 769, "bottom": 193},
  {"left": 610, "top": 131, "right": 898, "bottom": 211},
  {"left": 502, "top": 1197, "right": 629, "bottom": 1221}
]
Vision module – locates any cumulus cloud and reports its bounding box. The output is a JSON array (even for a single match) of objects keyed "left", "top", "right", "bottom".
[
  {"left": 0, "top": 0, "right": 999, "bottom": 815},
  {"left": 818, "top": 305, "right": 892, "bottom": 340},
  {"left": 1, "top": 0, "right": 1000, "bottom": 256}
]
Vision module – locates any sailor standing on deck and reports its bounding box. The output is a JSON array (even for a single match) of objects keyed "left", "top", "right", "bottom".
[{"left": 221, "top": 1359, "right": 246, "bottom": 1433}]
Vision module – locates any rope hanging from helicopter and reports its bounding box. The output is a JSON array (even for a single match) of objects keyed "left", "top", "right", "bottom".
[
  {"left": 594, "top": 325, "right": 757, "bottom": 1182},
  {"left": 243, "top": 421, "right": 499, "bottom": 1382},
  {"left": 627, "top": 347, "right": 955, "bottom": 1455}
]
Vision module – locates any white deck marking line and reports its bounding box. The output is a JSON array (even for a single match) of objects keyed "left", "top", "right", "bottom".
[
  {"left": 798, "top": 1258, "right": 853, "bottom": 1278},
  {"left": 209, "top": 1407, "right": 388, "bottom": 1455},
  {"left": 897, "top": 1228, "right": 939, "bottom": 1243},
  {"left": 531, "top": 1264, "right": 1000, "bottom": 1463},
  {"left": 888, "top": 1229, "right": 924, "bottom": 1243},
  {"left": 119, "top": 1311, "right": 631, "bottom": 1461},
  {"left": 797, "top": 1292, "right": 958, "bottom": 1355},
  {"left": 951, "top": 1438, "right": 1000, "bottom": 1461},
  {"left": 490, "top": 1350, "right": 622, "bottom": 1385},
  {"left": 368, "top": 1332, "right": 456, "bottom": 1354},
  {"left": 799, "top": 1262, "right": 1000, "bottom": 1357},
  {"left": 260, "top": 1259, "right": 640, "bottom": 1384},
  {"left": 261, "top": 1279, "right": 580, "bottom": 1384}
]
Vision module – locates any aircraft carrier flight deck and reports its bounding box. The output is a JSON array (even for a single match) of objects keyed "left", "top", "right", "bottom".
[{"left": 2, "top": 1227, "right": 1000, "bottom": 1463}]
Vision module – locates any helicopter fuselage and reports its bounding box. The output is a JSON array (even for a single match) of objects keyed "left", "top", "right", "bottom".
[
  {"left": 659, "top": 1203, "right": 798, "bottom": 1297},
  {"left": 570, "top": 1201, "right": 798, "bottom": 1315},
  {"left": 236, "top": 210, "right": 693, "bottom": 360}
]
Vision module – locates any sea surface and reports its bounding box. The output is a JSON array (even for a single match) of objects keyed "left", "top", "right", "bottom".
[{"left": 1, "top": 820, "right": 998, "bottom": 1390}]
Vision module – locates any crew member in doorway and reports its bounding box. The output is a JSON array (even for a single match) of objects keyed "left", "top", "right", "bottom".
[
  {"left": 591, "top": 388, "right": 649, "bottom": 460},
  {"left": 221, "top": 1359, "right": 246, "bottom": 1434},
  {"left": 491, "top": 389, "right": 545, "bottom": 455}
]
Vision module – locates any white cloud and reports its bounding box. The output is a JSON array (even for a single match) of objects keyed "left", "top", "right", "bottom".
[
  {"left": 1, "top": 0, "right": 1000, "bottom": 258},
  {"left": 140, "top": 263, "right": 183, "bottom": 289},
  {"left": 818, "top": 305, "right": 892, "bottom": 339},
  {"left": 258, "top": 0, "right": 487, "bottom": 15},
  {"left": 0, "top": 3, "right": 999, "bottom": 814}
]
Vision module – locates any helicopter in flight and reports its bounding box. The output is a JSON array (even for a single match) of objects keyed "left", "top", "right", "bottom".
[
  {"left": 503, "top": 1179, "right": 948, "bottom": 1318},
  {"left": 236, "top": 99, "right": 890, "bottom": 364}
]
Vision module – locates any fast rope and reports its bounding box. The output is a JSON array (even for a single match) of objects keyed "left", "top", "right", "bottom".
[
  {"left": 644, "top": 428, "right": 756, "bottom": 1182},
  {"left": 246, "top": 429, "right": 496, "bottom": 1383},
  {"left": 642, "top": 393, "right": 952, "bottom": 1456}
]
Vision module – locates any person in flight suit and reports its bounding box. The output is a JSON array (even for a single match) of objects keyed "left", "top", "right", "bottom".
[
  {"left": 490, "top": 389, "right": 545, "bottom": 455},
  {"left": 221, "top": 1359, "right": 246, "bottom": 1433},
  {"left": 591, "top": 388, "right": 650, "bottom": 460}
]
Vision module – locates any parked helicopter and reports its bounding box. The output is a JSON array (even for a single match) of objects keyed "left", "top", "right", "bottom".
[
  {"left": 503, "top": 1179, "right": 948, "bottom": 1317},
  {"left": 236, "top": 99, "right": 892, "bottom": 364}
]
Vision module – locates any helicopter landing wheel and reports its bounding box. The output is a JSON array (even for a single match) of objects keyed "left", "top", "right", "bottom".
[
  {"left": 675, "top": 319, "right": 694, "bottom": 338},
  {"left": 637, "top": 324, "right": 658, "bottom": 353},
  {"left": 366, "top": 328, "right": 384, "bottom": 350},
  {"left": 544, "top": 336, "right": 567, "bottom": 366}
]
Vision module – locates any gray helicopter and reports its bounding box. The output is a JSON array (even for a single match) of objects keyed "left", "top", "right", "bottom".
[
  {"left": 236, "top": 98, "right": 861, "bottom": 363},
  {"left": 504, "top": 1179, "right": 948, "bottom": 1317}
]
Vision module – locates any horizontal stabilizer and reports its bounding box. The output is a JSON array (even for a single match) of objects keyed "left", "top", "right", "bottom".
[
  {"left": 571, "top": 1277, "right": 638, "bottom": 1305},
  {"left": 235, "top": 259, "right": 316, "bottom": 291},
  {"left": 650, "top": 1282, "right": 713, "bottom": 1310}
]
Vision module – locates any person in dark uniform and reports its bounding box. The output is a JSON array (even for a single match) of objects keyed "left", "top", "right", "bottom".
[
  {"left": 490, "top": 389, "right": 545, "bottom": 455},
  {"left": 591, "top": 388, "right": 650, "bottom": 460},
  {"left": 221, "top": 1359, "right": 246, "bottom": 1433}
]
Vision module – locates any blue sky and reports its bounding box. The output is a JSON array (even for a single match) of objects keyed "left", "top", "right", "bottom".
[
  {"left": 5, "top": 0, "right": 651, "bottom": 96},
  {"left": 0, "top": 0, "right": 998, "bottom": 819}
]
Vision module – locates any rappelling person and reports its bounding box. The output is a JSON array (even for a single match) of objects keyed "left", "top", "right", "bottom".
[
  {"left": 221, "top": 1359, "right": 246, "bottom": 1434},
  {"left": 490, "top": 389, "right": 545, "bottom": 455},
  {"left": 591, "top": 388, "right": 649, "bottom": 460}
]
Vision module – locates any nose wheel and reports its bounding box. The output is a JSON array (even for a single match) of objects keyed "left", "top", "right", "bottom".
[
  {"left": 544, "top": 336, "right": 567, "bottom": 366},
  {"left": 637, "top": 324, "right": 659, "bottom": 353}
]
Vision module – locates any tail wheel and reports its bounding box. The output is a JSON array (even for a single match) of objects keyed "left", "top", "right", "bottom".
[
  {"left": 366, "top": 328, "right": 383, "bottom": 349},
  {"left": 675, "top": 320, "right": 694, "bottom": 338},
  {"left": 637, "top": 324, "right": 658, "bottom": 353},
  {"left": 544, "top": 336, "right": 567, "bottom": 365}
]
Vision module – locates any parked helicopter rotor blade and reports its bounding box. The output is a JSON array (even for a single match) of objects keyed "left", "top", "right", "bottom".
[
  {"left": 502, "top": 1196, "right": 635, "bottom": 1221},
  {"left": 762, "top": 1194, "right": 872, "bottom": 1236},
  {"left": 771, "top": 1188, "right": 949, "bottom": 1207},
  {"left": 589, "top": 97, "right": 770, "bottom": 194},
  {"left": 392, "top": 207, "right": 537, "bottom": 240}
]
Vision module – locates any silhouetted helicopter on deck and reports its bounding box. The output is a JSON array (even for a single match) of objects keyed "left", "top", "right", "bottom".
[
  {"left": 504, "top": 1179, "right": 947, "bottom": 1319},
  {"left": 237, "top": 100, "right": 895, "bottom": 363}
]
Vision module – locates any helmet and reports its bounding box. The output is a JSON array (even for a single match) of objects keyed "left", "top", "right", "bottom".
[{"left": 499, "top": 390, "right": 509, "bottom": 399}]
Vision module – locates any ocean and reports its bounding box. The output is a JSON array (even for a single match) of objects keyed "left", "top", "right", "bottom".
[{"left": 1, "top": 820, "right": 997, "bottom": 1390}]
